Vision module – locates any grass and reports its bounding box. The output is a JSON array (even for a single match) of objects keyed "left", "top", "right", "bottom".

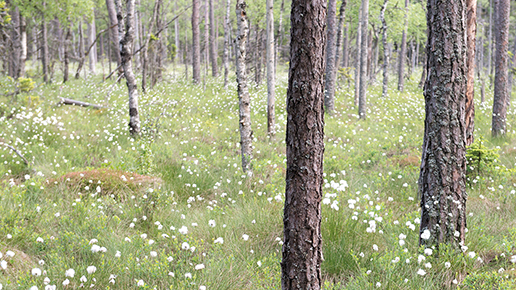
[{"left": 0, "top": 62, "right": 516, "bottom": 289}]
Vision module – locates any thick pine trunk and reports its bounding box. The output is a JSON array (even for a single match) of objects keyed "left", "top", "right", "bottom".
[
  {"left": 358, "top": 0, "right": 369, "bottom": 119},
  {"left": 419, "top": 0, "right": 467, "bottom": 248},
  {"left": 209, "top": 0, "right": 218, "bottom": 77},
  {"left": 192, "top": 0, "right": 201, "bottom": 83},
  {"left": 324, "top": 0, "right": 337, "bottom": 114},
  {"left": 236, "top": 0, "right": 253, "bottom": 173},
  {"left": 282, "top": 0, "right": 326, "bottom": 288},
  {"left": 223, "top": 0, "right": 231, "bottom": 89},
  {"left": 116, "top": 0, "right": 141, "bottom": 135},
  {"left": 380, "top": 0, "right": 389, "bottom": 98},
  {"left": 491, "top": 0, "right": 509, "bottom": 137},
  {"left": 266, "top": 0, "right": 275, "bottom": 137},
  {"left": 397, "top": 0, "right": 408, "bottom": 92},
  {"left": 465, "top": 0, "right": 477, "bottom": 146}
]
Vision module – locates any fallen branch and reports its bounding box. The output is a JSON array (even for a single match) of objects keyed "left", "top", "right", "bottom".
[
  {"left": 0, "top": 142, "right": 31, "bottom": 166},
  {"left": 56, "top": 97, "right": 106, "bottom": 110}
]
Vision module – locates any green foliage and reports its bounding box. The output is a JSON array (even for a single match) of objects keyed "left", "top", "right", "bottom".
[
  {"left": 466, "top": 136, "right": 500, "bottom": 176},
  {"left": 0, "top": 1, "right": 10, "bottom": 26},
  {"left": 18, "top": 77, "right": 35, "bottom": 92},
  {"left": 459, "top": 271, "right": 515, "bottom": 290}
]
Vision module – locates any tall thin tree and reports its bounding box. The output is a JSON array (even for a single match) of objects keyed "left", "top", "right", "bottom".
[
  {"left": 192, "top": 0, "right": 201, "bottom": 83},
  {"left": 465, "top": 0, "right": 477, "bottom": 145},
  {"left": 282, "top": 0, "right": 326, "bottom": 288},
  {"left": 398, "top": 0, "right": 408, "bottom": 92},
  {"left": 223, "top": 0, "right": 231, "bottom": 89},
  {"left": 266, "top": 0, "right": 275, "bottom": 137},
  {"left": 324, "top": 0, "right": 337, "bottom": 114},
  {"left": 419, "top": 0, "right": 468, "bottom": 248},
  {"left": 380, "top": 0, "right": 389, "bottom": 98},
  {"left": 491, "top": 0, "right": 509, "bottom": 137},
  {"left": 209, "top": 0, "right": 218, "bottom": 77},
  {"left": 358, "top": 0, "right": 369, "bottom": 119},
  {"left": 236, "top": 0, "right": 252, "bottom": 173}
]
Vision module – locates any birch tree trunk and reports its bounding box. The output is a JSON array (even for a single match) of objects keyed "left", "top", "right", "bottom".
[
  {"left": 397, "top": 0, "right": 408, "bottom": 92},
  {"left": 266, "top": 0, "right": 275, "bottom": 137},
  {"left": 209, "top": 0, "right": 218, "bottom": 77},
  {"left": 115, "top": 0, "right": 141, "bottom": 135},
  {"left": 419, "top": 0, "right": 467, "bottom": 249},
  {"left": 19, "top": 15, "right": 27, "bottom": 77},
  {"left": 282, "top": 0, "right": 326, "bottom": 287},
  {"left": 223, "top": 0, "right": 231, "bottom": 89},
  {"left": 491, "top": 0, "right": 509, "bottom": 137},
  {"left": 236, "top": 0, "right": 253, "bottom": 173},
  {"left": 380, "top": 0, "right": 389, "bottom": 98},
  {"left": 192, "top": 0, "right": 201, "bottom": 83},
  {"left": 324, "top": 0, "right": 337, "bottom": 114},
  {"left": 358, "top": 0, "right": 369, "bottom": 119},
  {"left": 106, "top": 0, "right": 123, "bottom": 73},
  {"left": 465, "top": 0, "right": 477, "bottom": 146}
]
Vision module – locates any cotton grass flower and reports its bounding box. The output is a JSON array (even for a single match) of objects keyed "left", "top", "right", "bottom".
[
  {"left": 417, "top": 269, "right": 426, "bottom": 276},
  {"left": 195, "top": 264, "right": 205, "bottom": 270},
  {"left": 214, "top": 237, "right": 224, "bottom": 244},
  {"left": 86, "top": 266, "right": 96, "bottom": 274},
  {"left": 32, "top": 268, "right": 42, "bottom": 276}
]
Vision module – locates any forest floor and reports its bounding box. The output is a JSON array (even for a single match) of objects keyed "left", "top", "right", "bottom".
[{"left": 1, "top": 64, "right": 516, "bottom": 289}]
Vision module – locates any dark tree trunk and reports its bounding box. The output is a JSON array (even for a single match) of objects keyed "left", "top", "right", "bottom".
[
  {"left": 465, "top": 0, "right": 477, "bottom": 146},
  {"left": 334, "top": 0, "right": 347, "bottom": 70},
  {"left": 491, "top": 0, "right": 509, "bottom": 137},
  {"left": 116, "top": 0, "right": 141, "bottom": 135},
  {"left": 209, "top": 0, "right": 218, "bottom": 77},
  {"left": 281, "top": 0, "right": 326, "bottom": 289},
  {"left": 397, "top": 0, "right": 408, "bottom": 91},
  {"left": 63, "top": 28, "right": 71, "bottom": 83},
  {"left": 236, "top": 0, "right": 253, "bottom": 173},
  {"left": 192, "top": 0, "right": 201, "bottom": 83},
  {"left": 419, "top": 0, "right": 467, "bottom": 249},
  {"left": 266, "top": 0, "right": 275, "bottom": 137},
  {"left": 8, "top": 7, "right": 21, "bottom": 79},
  {"left": 380, "top": 0, "right": 389, "bottom": 98},
  {"left": 324, "top": 0, "right": 337, "bottom": 114},
  {"left": 42, "top": 16, "right": 49, "bottom": 83},
  {"left": 358, "top": 0, "right": 369, "bottom": 119}
]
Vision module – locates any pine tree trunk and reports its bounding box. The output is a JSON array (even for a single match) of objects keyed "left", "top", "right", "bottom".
[
  {"left": 42, "top": 16, "right": 49, "bottom": 83},
  {"left": 254, "top": 25, "right": 263, "bottom": 86},
  {"left": 419, "top": 0, "right": 467, "bottom": 249},
  {"left": 116, "top": 0, "right": 141, "bottom": 135},
  {"left": 9, "top": 7, "right": 21, "bottom": 79},
  {"left": 106, "top": 0, "right": 122, "bottom": 73},
  {"left": 324, "top": 0, "right": 337, "bottom": 114},
  {"left": 397, "top": 0, "right": 408, "bottom": 91},
  {"left": 342, "top": 22, "right": 349, "bottom": 68},
  {"left": 192, "top": 0, "right": 201, "bottom": 83},
  {"left": 63, "top": 27, "right": 71, "bottom": 83},
  {"left": 380, "top": 0, "right": 389, "bottom": 98},
  {"left": 491, "top": 0, "right": 509, "bottom": 137},
  {"left": 276, "top": 0, "right": 285, "bottom": 61},
  {"left": 266, "top": 0, "right": 275, "bottom": 137},
  {"left": 358, "top": 0, "right": 369, "bottom": 119},
  {"left": 88, "top": 10, "right": 97, "bottom": 75},
  {"left": 282, "top": 0, "right": 326, "bottom": 288},
  {"left": 354, "top": 3, "right": 362, "bottom": 106},
  {"left": 236, "top": 0, "right": 253, "bottom": 173},
  {"left": 334, "top": 0, "right": 347, "bottom": 71},
  {"left": 465, "top": 0, "right": 477, "bottom": 146},
  {"left": 209, "top": 0, "right": 218, "bottom": 77},
  {"left": 223, "top": 0, "right": 231, "bottom": 89}
]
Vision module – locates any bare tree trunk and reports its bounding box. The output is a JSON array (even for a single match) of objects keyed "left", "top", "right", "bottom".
[
  {"left": 19, "top": 16, "right": 27, "bottom": 77},
  {"left": 88, "top": 10, "right": 97, "bottom": 75},
  {"left": 9, "top": 7, "right": 21, "bottom": 79},
  {"left": 491, "top": 0, "right": 509, "bottom": 137},
  {"left": 209, "top": 0, "right": 218, "bottom": 77},
  {"left": 419, "top": 0, "right": 467, "bottom": 249},
  {"left": 42, "top": 15, "right": 49, "bottom": 83},
  {"left": 266, "top": 0, "right": 275, "bottom": 137},
  {"left": 380, "top": 0, "right": 389, "bottom": 98},
  {"left": 334, "top": 0, "right": 347, "bottom": 71},
  {"left": 223, "top": 0, "right": 231, "bottom": 89},
  {"left": 276, "top": 0, "right": 285, "bottom": 62},
  {"left": 236, "top": 0, "right": 253, "bottom": 173},
  {"left": 342, "top": 21, "right": 349, "bottom": 68},
  {"left": 354, "top": 3, "right": 362, "bottom": 106},
  {"left": 358, "top": 0, "right": 369, "bottom": 119},
  {"left": 465, "top": 0, "right": 477, "bottom": 146},
  {"left": 254, "top": 25, "right": 263, "bottom": 86},
  {"left": 282, "top": 0, "right": 326, "bottom": 288},
  {"left": 77, "top": 20, "right": 85, "bottom": 79},
  {"left": 141, "top": 1, "right": 159, "bottom": 93},
  {"left": 324, "top": 0, "right": 337, "bottom": 114},
  {"left": 115, "top": 0, "right": 141, "bottom": 135},
  {"left": 63, "top": 27, "right": 71, "bottom": 83},
  {"left": 32, "top": 23, "right": 37, "bottom": 66},
  {"left": 106, "top": 0, "right": 123, "bottom": 74},
  {"left": 192, "top": 0, "right": 201, "bottom": 83},
  {"left": 397, "top": 0, "right": 408, "bottom": 92},
  {"left": 174, "top": 0, "right": 180, "bottom": 64}
]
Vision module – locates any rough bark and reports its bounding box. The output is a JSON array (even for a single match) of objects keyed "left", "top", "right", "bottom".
[
  {"left": 266, "top": 0, "right": 275, "bottom": 137},
  {"left": 116, "top": 0, "right": 141, "bottom": 135},
  {"left": 397, "top": 0, "right": 408, "bottom": 92},
  {"left": 192, "top": 0, "right": 201, "bottom": 83},
  {"left": 324, "top": 0, "right": 337, "bottom": 114},
  {"left": 209, "top": 0, "right": 218, "bottom": 77},
  {"left": 491, "top": 0, "right": 509, "bottom": 137},
  {"left": 358, "top": 0, "right": 369, "bottom": 119},
  {"left": 380, "top": 0, "right": 389, "bottom": 98},
  {"left": 223, "top": 0, "right": 231, "bottom": 89},
  {"left": 282, "top": 0, "right": 326, "bottom": 288},
  {"left": 236, "top": 0, "right": 253, "bottom": 173},
  {"left": 106, "top": 0, "right": 122, "bottom": 72},
  {"left": 465, "top": 0, "right": 477, "bottom": 146},
  {"left": 419, "top": 0, "right": 467, "bottom": 249}
]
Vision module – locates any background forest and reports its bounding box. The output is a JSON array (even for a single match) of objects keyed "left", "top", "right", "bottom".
[{"left": 0, "top": 0, "right": 516, "bottom": 289}]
